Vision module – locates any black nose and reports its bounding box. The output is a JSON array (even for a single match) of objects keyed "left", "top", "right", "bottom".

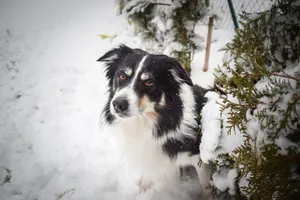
[{"left": 113, "top": 98, "right": 129, "bottom": 113}]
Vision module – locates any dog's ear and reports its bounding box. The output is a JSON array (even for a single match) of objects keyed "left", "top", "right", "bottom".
[
  {"left": 97, "top": 44, "right": 132, "bottom": 63},
  {"left": 97, "top": 45, "right": 133, "bottom": 85},
  {"left": 169, "top": 62, "right": 193, "bottom": 87}
]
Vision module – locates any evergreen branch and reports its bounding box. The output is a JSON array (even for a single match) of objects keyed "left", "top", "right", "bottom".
[
  {"left": 274, "top": 94, "right": 299, "bottom": 138},
  {"left": 245, "top": 72, "right": 300, "bottom": 81}
]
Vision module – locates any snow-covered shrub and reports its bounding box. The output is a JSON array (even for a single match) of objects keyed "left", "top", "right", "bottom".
[
  {"left": 202, "top": 0, "right": 300, "bottom": 199},
  {"left": 117, "top": 0, "right": 208, "bottom": 72}
]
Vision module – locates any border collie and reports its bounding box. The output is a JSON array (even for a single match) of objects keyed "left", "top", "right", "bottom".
[{"left": 98, "top": 45, "right": 211, "bottom": 195}]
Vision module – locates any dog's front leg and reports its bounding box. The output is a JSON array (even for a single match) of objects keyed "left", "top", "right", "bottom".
[
  {"left": 138, "top": 176, "right": 153, "bottom": 193},
  {"left": 195, "top": 162, "right": 212, "bottom": 199},
  {"left": 176, "top": 154, "right": 212, "bottom": 198}
]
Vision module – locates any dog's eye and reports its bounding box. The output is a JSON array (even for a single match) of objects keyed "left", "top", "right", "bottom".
[
  {"left": 119, "top": 72, "right": 127, "bottom": 80},
  {"left": 145, "top": 80, "right": 154, "bottom": 87}
]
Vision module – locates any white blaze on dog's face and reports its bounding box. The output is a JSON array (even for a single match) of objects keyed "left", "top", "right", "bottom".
[{"left": 98, "top": 45, "right": 193, "bottom": 123}]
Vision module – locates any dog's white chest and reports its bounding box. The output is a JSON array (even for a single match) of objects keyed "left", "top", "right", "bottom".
[{"left": 113, "top": 118, "right": 177, "bottom": 180}]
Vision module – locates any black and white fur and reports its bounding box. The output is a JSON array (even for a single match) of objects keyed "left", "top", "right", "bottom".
[{"left": 98, "top": 45, "right": 211, "bottom": 195}]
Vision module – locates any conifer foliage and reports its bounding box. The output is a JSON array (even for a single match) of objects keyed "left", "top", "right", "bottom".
[
  {"left": 210, "top": 0, "right": 300, "bottom": 199},
  {"left": 117, "top": 0, "right": 208, "bottom": 72}
]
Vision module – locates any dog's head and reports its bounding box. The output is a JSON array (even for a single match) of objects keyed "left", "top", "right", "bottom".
[{"left": 98, "top": 45, "right": 193, "bottom": 125}]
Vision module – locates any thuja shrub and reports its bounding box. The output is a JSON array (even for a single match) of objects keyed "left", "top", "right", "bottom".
[{"left": 212, "top": 0, "right": 300, "bottom": 199}]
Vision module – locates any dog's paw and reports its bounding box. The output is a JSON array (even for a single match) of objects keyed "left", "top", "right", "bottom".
[{"left": 138, "top": 177, "right": 153, "bottom": 193}]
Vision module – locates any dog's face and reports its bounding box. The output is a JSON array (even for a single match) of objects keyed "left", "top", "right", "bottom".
[{"left": 98, "top": 45, "right": 193, "bottom": 123}]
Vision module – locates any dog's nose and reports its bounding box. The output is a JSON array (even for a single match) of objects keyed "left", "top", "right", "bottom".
[{"left": 113, "top": 98, "right": 129, "bottom": 113}]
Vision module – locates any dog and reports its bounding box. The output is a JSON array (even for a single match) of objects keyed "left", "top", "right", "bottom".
[{"left": 98, "top": 45, "right": 211, "bottom": 196}]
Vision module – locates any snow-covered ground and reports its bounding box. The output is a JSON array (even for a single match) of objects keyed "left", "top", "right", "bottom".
[{"left": 0, "top": 1, "right": 233, "bottom": 200}]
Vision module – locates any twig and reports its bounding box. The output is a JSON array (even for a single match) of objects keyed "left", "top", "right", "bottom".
[
  {"left": 150, "top": 3, "right": 171, "bottom": 6},
  {"left": 292, "top": 94, "right": 300, "bottom": 102},
  {"left": 55, "top": 188, "right": 75, "bottom": 200}
]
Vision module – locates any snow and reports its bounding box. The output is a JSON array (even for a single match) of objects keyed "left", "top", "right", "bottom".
[
  {"left": 238, "top": 172, "right": 250, "bottom": 191},
  {"left": 219, "top": 107, "right": 244, "bottom": 154},
  {"left": 199, "top": 92, "right": 244, "bottom": 165},
  {"left": 212, "top": 168, "right": 237, "bottom": 194},
  {"left": 0, "top": 0, "right": 234, "bottom": 200},
  {"left": 200, "top": 91, "right": 222, "bottom": 163},
  {"left": 275, "top": 137, "right": 294, "bottom": 154},
  {"left": 0, "top": 1, "right": 129, "bottom": 199},
  {"left": 199, "top": 92, "right": 244, "bottom": 163}
]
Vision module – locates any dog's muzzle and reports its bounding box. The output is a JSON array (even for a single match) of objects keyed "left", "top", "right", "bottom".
[
  {"left": 110, "top": 88, "right": 140, "bottom": 118},
  {"left": 112, "top": 97, "right": 129, "bottom": 115}
]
